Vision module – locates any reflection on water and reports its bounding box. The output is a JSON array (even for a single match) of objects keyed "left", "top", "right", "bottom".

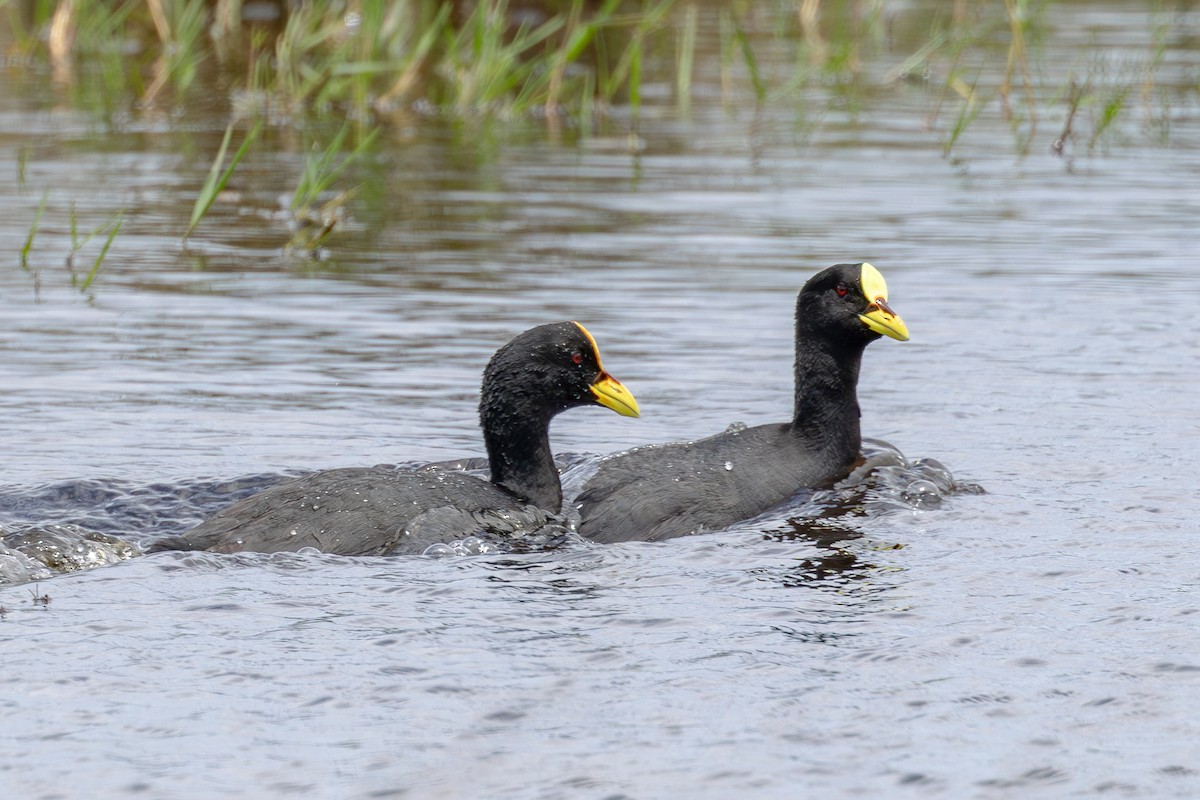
[{"left": 2, "top": 1, "right": 1200, "bottom": 798}]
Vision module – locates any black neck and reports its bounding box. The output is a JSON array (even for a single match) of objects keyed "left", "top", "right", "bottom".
[
  {"left": 481, "top": 403, "right": 562, "bottom": 510},
  {"left": 790, "top": 335, "right": 866, "bottom": 464}
]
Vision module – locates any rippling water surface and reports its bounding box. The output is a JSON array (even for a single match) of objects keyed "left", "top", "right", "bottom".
[{"left": 3, "top": 2, "right": 1200, "bottom": 798}]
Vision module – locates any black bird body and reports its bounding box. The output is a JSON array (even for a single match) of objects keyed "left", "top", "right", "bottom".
[
  {"left": 575, "top": 263, "right": 908, "bottom": 544},
  {"left": 149, "top": 322, "right": 638, "bottom": 556}
]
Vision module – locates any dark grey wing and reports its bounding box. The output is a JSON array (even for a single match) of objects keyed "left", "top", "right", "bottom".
[
  {"left": 149, "top": 467, "right": 541, "bottom": 556},
  {"left": 575, "top": 441, "right": 737, "bottom": 544},
  {"left": 576, "top": 424, "right": 814, "bottom": 543}
]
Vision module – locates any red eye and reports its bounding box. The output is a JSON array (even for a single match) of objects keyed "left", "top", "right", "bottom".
[
  {"left": 835, "top": 283, "right": 849, "bottom": 297},
  {"left": 572, "top": 352, "right": 583, "bottom": 365}
]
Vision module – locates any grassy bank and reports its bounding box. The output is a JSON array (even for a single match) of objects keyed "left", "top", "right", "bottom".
[
  {"left": 2, "top": 0, "right": 1186, "bottom": 149},
  {"left": 4, "top": 1, "right": 1190, "bottom": 266},
  {"left": 3, "top": 0, "right": 679, "bottom": 124}
]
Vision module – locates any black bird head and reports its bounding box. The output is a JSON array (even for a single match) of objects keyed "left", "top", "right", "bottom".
[
  {"left": 479, "top": 321, "right": 638, "bottom": 508},
  {"left": 481, "top": 321, "right": 639, "bottom": 422},
  {"left": 797, "top": 262, "right": 910, "bottom": 346}
]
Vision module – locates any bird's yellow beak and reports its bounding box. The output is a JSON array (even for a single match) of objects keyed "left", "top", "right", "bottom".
[
  {"left": 590, "top": 373, "right": 640, "bottom": 418},
  {"left": 571, "top": 322, "right": 640, "bottom": 417},
  {"left": 858, "top": 262, "right": 910, "bottom": 342}
]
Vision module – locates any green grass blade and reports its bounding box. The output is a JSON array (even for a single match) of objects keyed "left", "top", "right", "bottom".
[
  {"left": 628, "top": 35, "right": 642, "bottom": 119},
  {"left": 17, "top": 144, "right": 30, "bottom": 189},
  {"left": 21, "top": 190, "right": 49, "bottom": 269},
  {"left": 731, "top": 13, "right": 766, "bottom": 103},
  {"left": 599, "top": 0, "right": 673, "bottom": 103},
  {"left": 187, "top": 123, "right": 236, "bottom": 239},
  {"left": 676, "top": 2, "right": 697, "bottom": 114},
  {"left": 1090, "top": 85, "right": 1131, "bottom": 151},
  {"left": 81, "top": 212, "right": 123, "bottom": 292},
  {"left": 943, "top": 70, "right": 983, "bottom": 157},
  {"left": 185, "top": 119, "right": 262, "bottom": 241},
  {"left": 564, "top": 0, "right": 619, "bottom": 63}
]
